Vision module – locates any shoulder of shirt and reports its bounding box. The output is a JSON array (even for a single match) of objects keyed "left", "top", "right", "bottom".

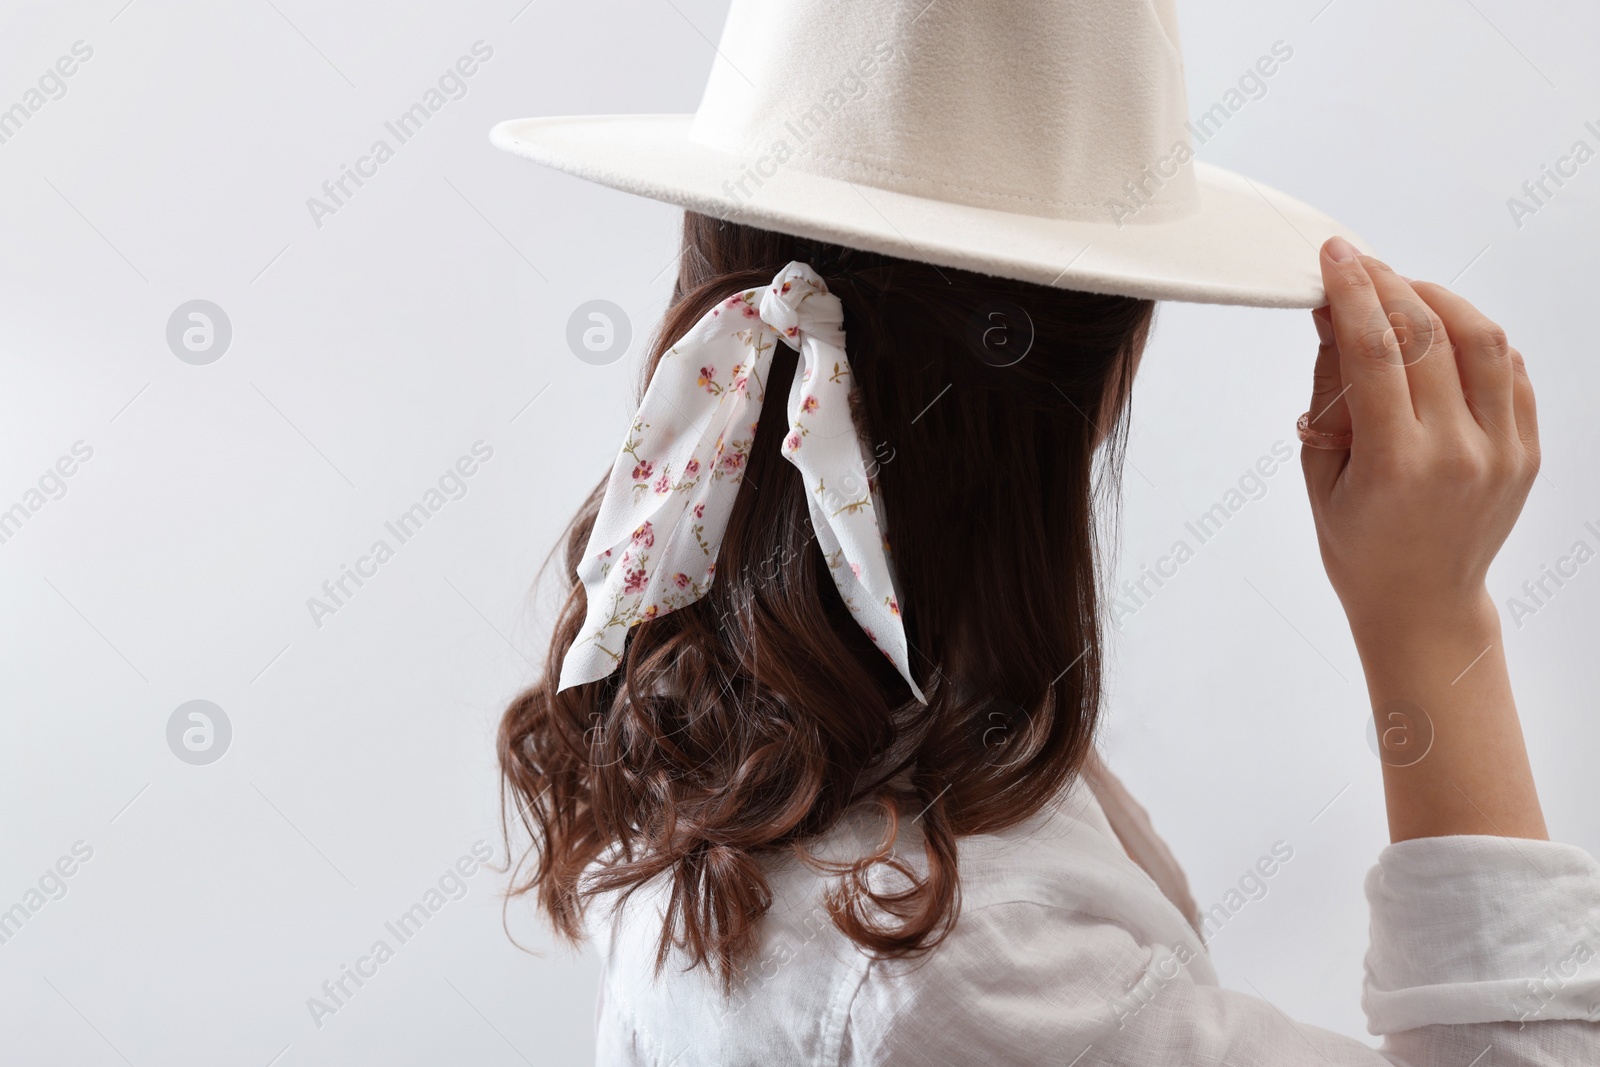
[
  {"left": 585, "top": 775, "right": 1190, "bottom": 934},
  {"left": 754, "top": 775, "right": 1205, "bottom": 955},
  {"left": 584, "top": 775, "right": 1217, "bottom": 1064}
]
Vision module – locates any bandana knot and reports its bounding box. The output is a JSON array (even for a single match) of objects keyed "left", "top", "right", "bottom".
[{"left": 758, "top": 263, "right": 845, "bottom": 351}]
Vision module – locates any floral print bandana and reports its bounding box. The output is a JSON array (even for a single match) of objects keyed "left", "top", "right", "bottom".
[{"left": 559, "top": 261, "right": 927, "bottom": 704}]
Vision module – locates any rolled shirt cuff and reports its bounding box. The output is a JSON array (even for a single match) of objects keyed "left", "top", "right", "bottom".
[{"left": 1363, "top": 834, "right": 1600, "bottom": 1034}]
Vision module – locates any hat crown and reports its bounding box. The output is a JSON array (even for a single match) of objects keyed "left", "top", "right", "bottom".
[{"left": 689, "top": 0, "right": 1198, "bottom": 223}]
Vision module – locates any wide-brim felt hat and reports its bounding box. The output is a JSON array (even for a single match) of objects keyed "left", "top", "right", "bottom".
[{"left": 491, "top": 0, "right": 1370, "bottom": 308}]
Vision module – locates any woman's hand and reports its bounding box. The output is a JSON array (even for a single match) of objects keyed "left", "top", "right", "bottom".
[
  {"left": 1301, "top": 236, "right": 1540, "bottom": 634},
  {"left": 1300, "top": 235, "right": 1547, "bottom": 843}
]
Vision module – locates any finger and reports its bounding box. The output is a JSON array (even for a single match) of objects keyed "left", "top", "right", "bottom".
[
  {"left": 1319, "top": 237, "right": 1417, "bottom": 454},
  {"left": 1358, "top": 257, "right": 1464, "bottom": 425},
  {"left": 1510, "top": 348, "right": 1540, "bottom": 474},
  {"left": 1301, "top": 306, "right": 1350, "bottom": 494},
  {"left": 1409, "top": 280, "right": 1516, "bottom": 436},
  {"left": 1299, "top": 303, "right": 1350, "bottom": 495},
  {"left": 1306, "top": 307, "right": 1351, "bottom": 432}
]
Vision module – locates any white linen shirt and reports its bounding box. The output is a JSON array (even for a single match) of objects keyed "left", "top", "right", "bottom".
[{"left": 588, "top": 769, "right": 1600, "bottom": 1065}]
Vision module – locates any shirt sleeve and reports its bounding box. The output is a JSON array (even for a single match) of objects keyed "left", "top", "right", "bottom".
[
  {"left": 849, "top": 836, "right": 1600, "bottom": 1066},
  {"left": 1364, "top": 835, "right": 1600, "bottom": 1032}
]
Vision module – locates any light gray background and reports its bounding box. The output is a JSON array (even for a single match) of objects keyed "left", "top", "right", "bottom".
[{"left": 2, "top": 0, "right": 1596, "bottom": 1063}]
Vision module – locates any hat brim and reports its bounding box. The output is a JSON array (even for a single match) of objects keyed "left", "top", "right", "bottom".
[{"left": 490, "top": 115, "right": 1370, "bottom": 309}]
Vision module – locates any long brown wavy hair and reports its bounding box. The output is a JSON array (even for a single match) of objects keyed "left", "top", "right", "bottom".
[{"left": 500, "top": 211, "right": 1154, "bottom": 988}]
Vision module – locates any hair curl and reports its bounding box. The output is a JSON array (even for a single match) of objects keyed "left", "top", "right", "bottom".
[{"left": 500, "top": 211, "right": 1154, "bottom": 989}]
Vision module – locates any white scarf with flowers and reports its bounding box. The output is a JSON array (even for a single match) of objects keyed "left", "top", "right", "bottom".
[{"left": 559, "top": 261, "right": 926, "bottom": 704}]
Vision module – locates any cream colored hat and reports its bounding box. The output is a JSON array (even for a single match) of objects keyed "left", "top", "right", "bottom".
[{"left": 490, "top": 0, "right": 1369, "bottom": 308}]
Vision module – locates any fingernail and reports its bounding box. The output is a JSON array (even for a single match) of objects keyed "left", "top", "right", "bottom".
[{"left": 1324, "top": 236, "right": 1359, "bottom": 262}]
